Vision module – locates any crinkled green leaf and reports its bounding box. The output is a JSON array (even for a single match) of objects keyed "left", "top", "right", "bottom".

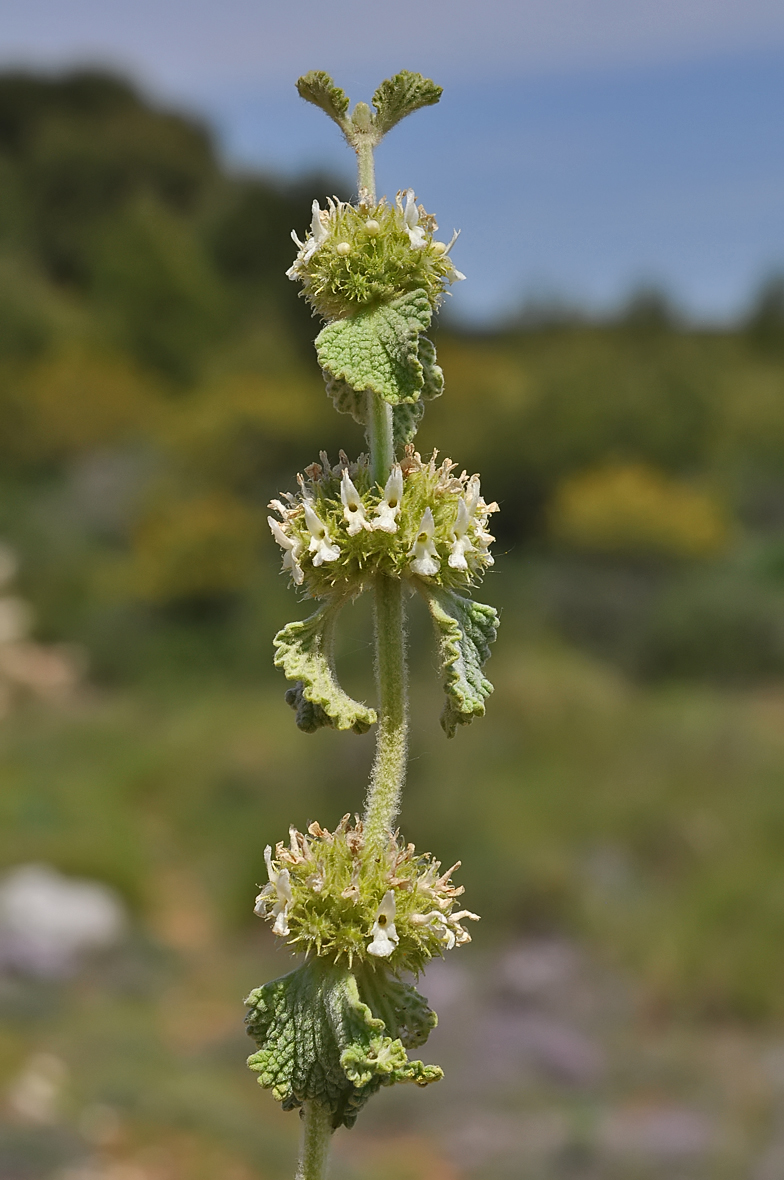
[
  {"left": 419, "top": 336, "right": 444, "bottom": 401},
  {"left": 391, "top": 336, "right": 443, "bottom": 446},
  {"left": 392, "top": 400, "right": 425, "bottom": 449},
  {"left": 356, "top": 966, "right": 438, "bottom": 1049},
  {"left": 316, "top": 290, "right": 432, "bottom": 406},
  {"left": 323, "top": 372, "right": 367, "bottom": 425},
  {"left": 245, "top": 962, "right": 442, "bottom": 1130},
  {"left": 296, "top": 72, "right": 350, "bottom": 131},
  {"left": 274, "top": 599, "right": 376, "bottom": 734},
  {"left": 372, "top": 72, "right": 442, "bottom": 137},
  {"left": 283, "top": 681, "right": 334, "bottom": 734},
  {"left": 325, "top": 335, "right": 441, "bottom": 448},
  {"left": 421, "top": 586, "right": 499, "bottom": 737}
]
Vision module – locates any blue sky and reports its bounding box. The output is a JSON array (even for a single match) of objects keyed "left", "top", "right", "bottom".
[{"left": 2, "top": 1, "right": 784, "bottom": 323}]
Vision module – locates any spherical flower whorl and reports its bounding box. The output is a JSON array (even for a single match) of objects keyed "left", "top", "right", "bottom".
[
  {"left": 286, "top": 193, "right": 464, "bottom": 320},
  {"left": 254, "top": 816, "right": 479, "bottom": 973},
  {"left": 267, "top": 447, "right": 498, "bottom": 598}
]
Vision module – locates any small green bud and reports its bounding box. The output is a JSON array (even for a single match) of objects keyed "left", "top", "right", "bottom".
[{"left": 351, "top": 101, "right": 373, "bottom": 132}]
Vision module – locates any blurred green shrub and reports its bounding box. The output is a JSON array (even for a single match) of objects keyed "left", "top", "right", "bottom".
[{"left": 129, "top": 491, "right": 261, "bottom": 605}]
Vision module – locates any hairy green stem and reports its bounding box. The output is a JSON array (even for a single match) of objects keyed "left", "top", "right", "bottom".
[
  {"left": 356, "top": 138, "right": 376, "bottom": 205},
  {"left": 295, "top": 1101, "right": 332, "bottom": 1180},
  {"left": 367, "top": 393, "right": 394, "bottom": 486},
  {"left": 365, "top": 572, "right": 408, "bottom": 850},
  {"left": 364, "top": 386, "right": 409, "bottom": 849}
]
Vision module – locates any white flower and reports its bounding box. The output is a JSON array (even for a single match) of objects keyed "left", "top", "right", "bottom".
[
  {"left": 286, "top": 200, "right": 330, "bottom": 278},
  {"left": 448, "top": 498, "right": 475, "bottom": 570},
  {"left": 340, "top": 470, "right": 371, "bottom": 536},
  {"left": 398, "top": 189, "right": 428, "bottom": 249},
  {"left": 268, "top": 516, "right": 305, "bottom": 585},
  {"left": 412, "top": 907, "right": 479, "bottom": 948},
  {"left": 367, "top": 890, "right": 399, "bottom": 958},
  {"left": 411, "top": 909, "right": 456, "bottom": 949},
  {"left": 432, "top": 229, "right": 466, "bottom": 281},
  {"left": 462, "top": 476, "right": 495, "bottom": 566},
  {"left": 449, "top": 909, "right": 481, "bottom": 945},
  {"left": 464, "top": 475, "right": 481, "bottom": 516},
  {"left": 303, "top": 501, "right": 340, "bottom": 566},
  {"left": 372, "top": 466, "right": 404, "bottom": 533},
  {"left": 255, "top": 846, "right": 293, "bottom": 937},
  {"left": 408, "top": 507, "right": 440, "bottom": 577}
]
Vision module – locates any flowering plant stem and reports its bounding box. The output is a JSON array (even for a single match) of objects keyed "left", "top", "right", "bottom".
[
  {"left": 254, "top": 71, "right": 498, "bottom": 1180},
  {"left": 366, "top": 566, "right": 408, "bottom": 853},
  {"left": 295, "top": 1101, "right": 332, "bottom": 1180}
]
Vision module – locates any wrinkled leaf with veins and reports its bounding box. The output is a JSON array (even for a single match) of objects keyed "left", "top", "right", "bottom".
[
  {"left": 420, "top": 586, "right": 499, "bottom": 737},
  {"left": 316, "top": 289, "right": 432, "bottom": 406},
  {"left": 296, "top": 72, "right": 350, "bottom": 133},
  {"left": 357, "top": 966, "right": 438, "bottom": 1049},
  {"left": 391, "top": 335, "right": 444, "bottom": 446},
  {"left": 324, "top": 329, "right": 444, "bottom": 450},
  {"left": 274, "top": 598, "right": 376, "bottom": 734},
  {"left": 372, "top": 72, "right": 443, "bottom": 137},
  {"left": 245, "top": 962, "right": 442, "bottom": 1130},
  {"left": 323, "top": 372, "right": 367, "bottom": 426},
  {"left": 418, "top": 336, "right": 444, "bottom": 402},
  {"left": 392, "top": 400, "right": 425, "bottom": 449}
]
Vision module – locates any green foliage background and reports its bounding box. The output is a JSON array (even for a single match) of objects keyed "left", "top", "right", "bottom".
[{"left": 4, "top": 68, "right": 784, "bottom": 1179}]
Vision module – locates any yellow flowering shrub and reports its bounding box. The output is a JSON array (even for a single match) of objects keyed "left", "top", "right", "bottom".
[{"left": 549, "top": 463, "right": 730, "bottom": 559}]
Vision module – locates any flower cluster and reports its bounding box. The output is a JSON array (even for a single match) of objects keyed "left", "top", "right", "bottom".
[
  {"left": 267, "top": 447, "right": 497, "bottom": 598},
  {"left": 254, "top": 815, "right": 479, "bottom": 974},
  {"left": 286, "top": 193, "right": 464, "bottom": 320}
]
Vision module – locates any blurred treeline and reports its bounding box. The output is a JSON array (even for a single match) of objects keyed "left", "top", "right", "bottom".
[
  {"left": 3, "top": 70, "right": 784, "bottom": 686},
  {"left": 6, "top": 69, "right": 784, "bottom": 1024}
]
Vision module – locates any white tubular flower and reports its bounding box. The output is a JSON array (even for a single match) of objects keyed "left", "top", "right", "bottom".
[
  {"left": 255, "top": 846, "right": 294, "bottom": 937},
  {"left": 286, "top": 200, "right": 330, "bottom": 277},
  {"left": 367, "top": 890, "right": 399, "bottom": 958},
  {"left": 268, "top": 516, "right": 305, "bottom": 585},
  {"left": 449, "top": 909, "right": 481, "bottom": 946},
  {"left": 398, "top": 189, "right": 428, "bottom": 249},
  {"left": 408, "top": 507, "right": 440, "bottom": 577},
  {"left": 340, "top": 470, "right": 371, "bottom": 536},
  {"left": 464, "top": 475, "right": 481, "bottom": 516},
  {"left": 411, "top": 909, "right": 456, "bottom": 950},
  {"left": 463, "top": 476, "right": 495, "bottom": 565},
  {"left": 303, "top": 501, "right": 340, "bottom": 566},
  {"left": 372, "top": 465, "right": 404, "bottom": 533},
  {"left": 448, "top": 498, "right": 475, "bottom": 570}
]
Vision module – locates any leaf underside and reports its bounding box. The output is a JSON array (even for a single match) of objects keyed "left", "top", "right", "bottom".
[
  {"left": 316, "top": 290, "right": 432, "bottom": 406},
  {"left": 274, "top": 599, "right": 376, "bottom": 734},
  {"left": 245, "top": 963, "right": 442, "bottom": 1129},
  {"left": 421, "top": 586, "right": 500, "bottom": 737}
]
